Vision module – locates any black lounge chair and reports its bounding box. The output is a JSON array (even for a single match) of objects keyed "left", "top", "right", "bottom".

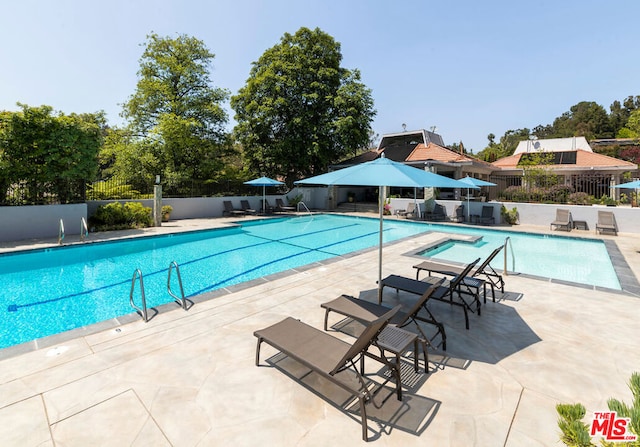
[
  {"left": 240, "top": 200, "right": 257, "bottom": 215},
  {"left": 424, "top": 203, "right": 447, "bottom": 221},
  {"left": 478, "top": 206, "right": 495, "bottom": 225},
  {"left": 413, "top": 245, "right": 505, "bottom": 301},
  {"left": 321, "top": 279, "right": 446, "bottom": 361},
  {"left": 223, "top": 200, "right": 245, "bottom": 217},
  {"left": 379, "top": 258, "right": 481, "bottom": 330},
  {"left": 260, "top": 199, "right": 274, "bottom": 214},
  {"left": 254, "top": 305, "right": 401, "bottom": 442},
  {"left": 275, "top": 198, "right": 296, "bottom": 212},
  {"left": 550, "top": 209, "right": 573, "bottom": 231},
  {"left": 596, "top": 210, "right": 618, "bottom": 235}
]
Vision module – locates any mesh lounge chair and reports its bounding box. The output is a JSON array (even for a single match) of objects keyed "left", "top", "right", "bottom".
[
  {"left": 596, "top": 210, "right": 618, "bottom": 235},
  {"left": 240, "top": 200, "right": 257, "bottom": 215},
  {"left": 321, "top": 279, "right": 446, "bottom": 370},
  {"left": 254, "top": 305, "right": 402, "bottom": 442},
  {"left": 424, "top": 203, "right": 447, "bottom": 221},
  {"left": 451, "top": 205, "right": 465, "bottom": 223},
  {"left": 413, "top": 245, "right": 505, "bottom": 301},
  {"left": 380, "top": 258, "right": 481, "bottom": 330},
  {"left": 550, "top": 209, "right": 573, "bottom": 231},
  {"left": 477, "top": 206, "right": 495, "bottom": 224},
  {"left": 275, "top": 198, "right": 295, "bottom": 212},
  {"left": 222, "top": 200, "right": 245, "bottom": 217}
]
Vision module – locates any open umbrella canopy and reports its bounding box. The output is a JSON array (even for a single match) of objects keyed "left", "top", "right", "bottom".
[
  {"left": 458, "top": 176, "right": 496, "bottom": 188},
  {"left": 613, "top": 180, "right": 640, "bottom": 189},
  {"left": 244, "top": 176, "right": 284, "bottom": 187},
  {"left": 295, "top": 156, "right": 473, "bottom": 189},
  {"left": 295, "top": 156, "right": 475, "bottom": 301}
]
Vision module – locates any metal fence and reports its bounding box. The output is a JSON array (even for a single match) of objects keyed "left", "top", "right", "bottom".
[
  {"left": 0, "top": 180, "right": 86, "bottom": 206},
  {"left": 487, "top": 173, "right": 618, "bottom": 202}
]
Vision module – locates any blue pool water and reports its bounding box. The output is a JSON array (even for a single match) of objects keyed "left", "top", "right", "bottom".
[
  {"left": 0, "top": 214, "right": 620, "bottom": 350},
  {"left": 418, "top": 223, "right": 621, "bottom": 291}
]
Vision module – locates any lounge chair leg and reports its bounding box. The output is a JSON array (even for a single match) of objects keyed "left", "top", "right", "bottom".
[
  {"left": 255, "top": 338, "right": 263, "bottom": 366},
  {"left": 359, "top": 396, "right": 368, "bottom": 441}
]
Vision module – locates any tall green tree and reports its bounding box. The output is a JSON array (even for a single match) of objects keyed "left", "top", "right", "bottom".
[
  {"left": 231, "top": 27, "right": 376, "bottom": 187},
  {"left": 120, "top": 33, "right": 230, "bottom": 189},
  {"left": 0, "top": 104, "right": 103, "bottom": 204},
  {"left": 551, "top": 101, "right": 612, "bottom": 139}
]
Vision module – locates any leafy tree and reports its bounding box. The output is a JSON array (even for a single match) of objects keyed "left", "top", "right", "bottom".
[
  {"left": 0, "top": 104, "right": 103, "bottom": 204},
  {"left": 618, "top": 109, "right": 640, "bottom": 139},
  {"left": 231, "top": 27, "right": 376, "bottom": 187},
  {"left": 119, "top": 33, "right": 230, "bottom": 191},
  {"left": 551, "top": 101, "right": 613, "bottom": 139}
]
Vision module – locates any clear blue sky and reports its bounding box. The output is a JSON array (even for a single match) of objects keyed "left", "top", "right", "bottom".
[{"left": 1, "top": 0, "right": 638, "bottom": 152}]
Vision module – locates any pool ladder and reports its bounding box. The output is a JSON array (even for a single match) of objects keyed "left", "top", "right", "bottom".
[
  {"left": 503, "top": 237, "right": 515, "bottom": 275},
  {"left": 129, "top": 269, "right": 149, "bottom": 322},
  {"left": 297, "top": 201, "right": 312, "bottom": 216},
  {"left": 168, "top": 261, "right": 188, "bottom": 310},
  {"left": 58, "top": 219, "right": 65, "bottom": 245}
]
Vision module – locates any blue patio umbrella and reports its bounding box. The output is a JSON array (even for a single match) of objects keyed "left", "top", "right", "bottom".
[
  {"left": 244, "top": 176, "right": 284, "bottom": 213},
  {"left": 458, "top": 176, "right": 497, "bottom": 221},
  {"left": 614, "top": 180, "right": 640, "bottom": 206},
  {"left": 295, "top": 155, "right": 476, "bottom": 300}
]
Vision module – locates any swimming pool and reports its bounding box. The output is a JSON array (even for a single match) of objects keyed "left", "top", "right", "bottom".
[
  {"left": 417, "top": 223, "right": 621, "bottom": 290},
  {"left": 0, "top": 214, "right": 621, "bottom": 350}
]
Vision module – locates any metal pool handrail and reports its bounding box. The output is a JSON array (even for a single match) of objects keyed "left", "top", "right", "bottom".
[
  {"left": 58, "top": 219, "right": 65, "bottom": 245},
  {"left": 129, "top": 268, "right": 149, "bottom": 322},
  {"left": 167, "top": 261, "right": 187, "bottom": 310},
  {"left": 80, "top": 217, "right": 89, "bottom": 242},
  {"left": 503, "top": 237, "right": 515, "bottom": 275},
  {"left": 297, "top": 201, "right": 312, "bottom": 215}
]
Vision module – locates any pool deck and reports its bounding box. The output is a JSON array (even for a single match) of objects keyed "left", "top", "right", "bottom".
[{"left": 1, "top": 213, "right": 639, "bottom": 446}]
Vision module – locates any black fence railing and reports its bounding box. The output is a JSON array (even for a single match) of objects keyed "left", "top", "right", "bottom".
[
  {"left": 0, "top": 180, "right": 86, "bottom": 205},
  {"left": 488, "top": 173, "right": 618, "bottom": 202}
]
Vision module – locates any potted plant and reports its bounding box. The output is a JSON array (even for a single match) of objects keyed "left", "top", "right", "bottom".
[{"left": 161, "top": 205, "right": 173, "bottom": 222}]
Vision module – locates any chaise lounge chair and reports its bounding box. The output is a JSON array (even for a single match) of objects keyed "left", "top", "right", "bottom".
[
  {"left": 395, "top": 202, "right": 417, "bottom": 219},
  {"left": 477, "top": 206, "right": 495, "bottom": 225},
  {"left": 413, "top": 245, "right": 505, "bottom": 301},
  {"left": 275, "top": 198, "right": 296, "bottom": 212},
  {"left": 260, "top": 199, "right": 274, "bottom": 214},
  {"left": 595, "top": 210, "right": 618, "bottom": 235},
  {"left": 550, "top": 208, "right": 573, "bottom": 231},
  {"left": 254, "top": 305, "right": 401, "bottom": 442},
  {"left": 240, "top": 200, "right": 257, "bottom": 215},
  {"left": 321, "top": 279, "right": 446, "bottom": 371},
  {"left": 424, "top": 203, "right": 447, "bottom": 221},
  {"left": 223, "top": 200, "right": 245, "bottom": 217},
  {"left": 379, "top": 258, "right": 481, "bottom": 330}
]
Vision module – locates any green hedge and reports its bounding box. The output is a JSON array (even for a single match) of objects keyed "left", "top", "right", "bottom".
[{"left": 89, "top": 202, "right": 153, "bottom": 231}]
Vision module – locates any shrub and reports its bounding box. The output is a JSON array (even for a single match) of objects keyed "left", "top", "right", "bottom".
[
  {"left": 568, "top": 192, "right": 593, "bottom": 205},
  {"left": 89, "top": 202, "right": 153, "bottom": 231},
  {"left": 500, "top": 205, "right": 519, "bottom": 225}
]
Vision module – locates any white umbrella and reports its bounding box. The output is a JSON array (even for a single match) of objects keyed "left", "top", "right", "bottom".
[{"left": 295, "top": 155, "right": 476, "bottom": 301}]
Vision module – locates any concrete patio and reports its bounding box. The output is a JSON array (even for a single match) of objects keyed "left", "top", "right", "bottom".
[{"left": 0, "top": 215, "right": 639, "bottom": 446}]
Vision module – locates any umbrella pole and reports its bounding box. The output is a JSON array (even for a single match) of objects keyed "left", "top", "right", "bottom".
[{"left": 377, "top": 186, "right": 384, "bottom": 304}]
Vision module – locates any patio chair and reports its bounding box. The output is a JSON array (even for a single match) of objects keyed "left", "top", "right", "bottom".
[
  {"left": 379, "top": 258, "right": 481, "bottom": 330},
  {"left": 451, "top": 205, "right": 465, "bottom": 223},
  {"left": 222, "top": 200, "right": 245, "bottom": 217},
  {"left": 595, "top": 210, "right": 618, "bottom": 236},
  {"left": 254, "top": 305, "right": 402, "bottom": 442},
  {"left": 550, "top": 209, "right": 573, "bottom": 232},
  {"left": 424, "top": 203, "right": 447, "bottom": 221},
  {"left": 321, "top": 279, "right": 447, "bottom": 372},
  {"left": 240, "top": 200, "right": 257, "bottom": 215},
  {"left": 275, "top": 198, "right": 295, "bottom": 212},
  {"left": 413, "top": 245, "right": 505, "bottom": 301},
  {"left": 478, "top": 206, "right": 495, "bottom": 225},
  {"left": 395, "top": 202, "right": 416, "bottom": 219},
  {"left": 260, "top": 199, "right": 274, "bottom": 214}
]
